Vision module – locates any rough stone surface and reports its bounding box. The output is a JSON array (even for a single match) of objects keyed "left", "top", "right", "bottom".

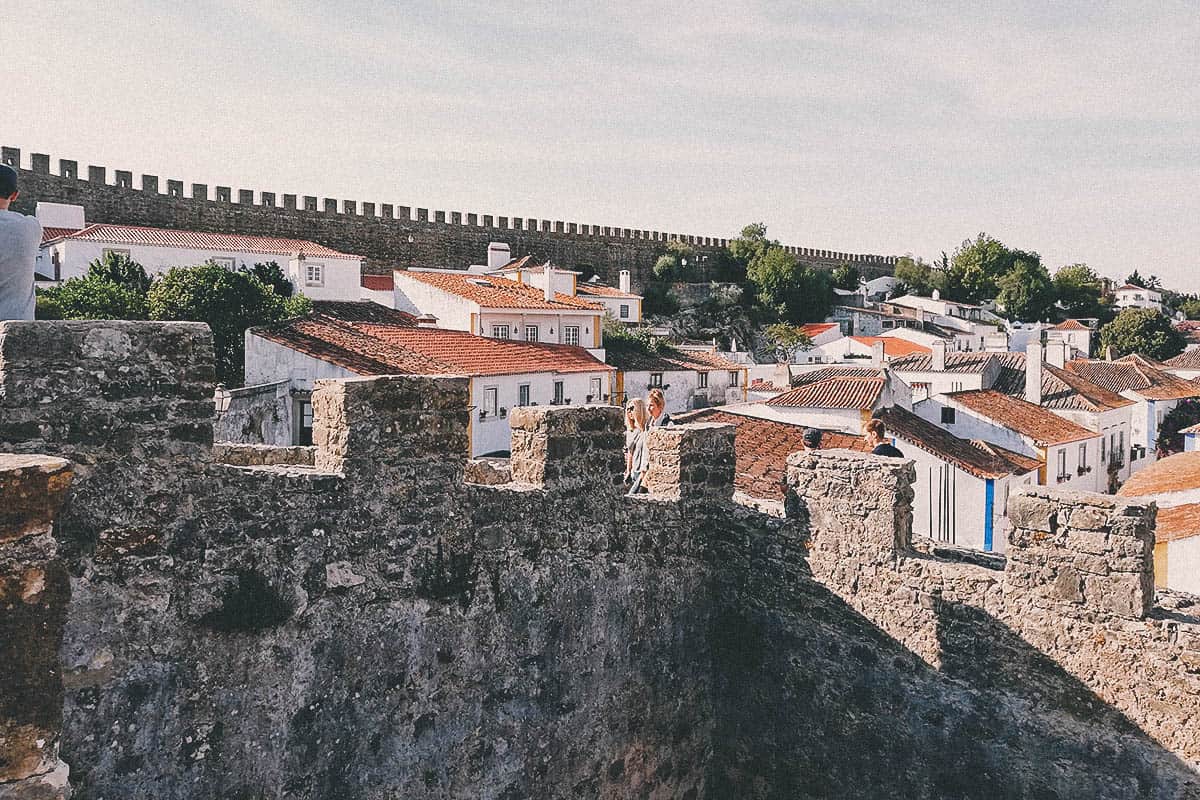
[{"left": 3, "top": 320, "right": 1200, "bottom": 799}]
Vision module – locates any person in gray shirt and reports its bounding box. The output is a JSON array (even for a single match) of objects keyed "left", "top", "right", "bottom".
[{"left": 0, "top": 164, "right": 41, "bottom": 321}]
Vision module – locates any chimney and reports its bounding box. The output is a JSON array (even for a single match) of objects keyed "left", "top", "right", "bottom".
[
  {"left": 871, "top": 341, "right": 886, "bottom": 367},
  {"left": 416, "top": 313, "right": 439, "bottom": 328},
  {"left": 1105, "top": 345, "right": 1115, "bottom": 362},
  {"left": 931, "top": 289, "right": 941, "bottom": 301},
  {"left": 544, "top": 268, "right": 555, "bottom": 302},
  {"left": 930, "top": 340, "right": 946, "bottom": 371},
  {"left": 619, "top": 269, "right": 631, "bottom": 294},
  {"left": 1025, "top": 342, "right": 1043, "bottom": 405},
  {"left": 486, "top": 242, "right": 511, "bottom": 270},
  {"left": 1045, "top": 339, "right": 1067, "bottom": 368}
]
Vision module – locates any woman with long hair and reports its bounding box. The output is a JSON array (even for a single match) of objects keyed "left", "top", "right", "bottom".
[{"left": 626, "top": 398, "right": 651, "bottom": 495}]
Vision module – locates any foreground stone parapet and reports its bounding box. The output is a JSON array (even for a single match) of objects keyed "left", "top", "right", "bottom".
[
  {"left": 508, "top": 405, "right": 624, "bottom": 492},
  {"left": 0, "top": 455, "right": 72, "bottom": 800},
  {"left": 643, "top": 423, "right": 735, "bottom": 502},
  {"left": 1008, "top": 487, "right": 1155, "bottom": 620}
]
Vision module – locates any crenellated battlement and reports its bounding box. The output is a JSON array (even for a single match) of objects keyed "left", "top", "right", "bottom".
[
  {"left": 3, "top": 146, "right": 899, "bottom": 283},
  {"left": 2, "top": 321, "right": 1200, "bottom": 799}
]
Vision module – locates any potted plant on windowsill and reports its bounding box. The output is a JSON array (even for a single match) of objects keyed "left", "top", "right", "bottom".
[{"left": 479, "top": 409, "right": 488, "bottom": 420}]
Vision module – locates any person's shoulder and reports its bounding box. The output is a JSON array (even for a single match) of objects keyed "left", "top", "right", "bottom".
[{"left": 2, "top": 210, "right": 41, "bottom": 236}]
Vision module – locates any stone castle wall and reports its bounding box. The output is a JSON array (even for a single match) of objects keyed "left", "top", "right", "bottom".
[
  {"left": 2, "top": 320, "right": 1200, "bottom": 799},
  {"left": 3, "top": 146, "right": 898, "bottom": 287}
]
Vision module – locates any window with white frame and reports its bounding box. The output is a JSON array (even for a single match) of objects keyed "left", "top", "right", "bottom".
[
  {"left": 492, "top": 324, "right": 510, "bottom": 339},
  {"left": 518, "top": 383, "right": 530, "bottom": 407},
  {"left": 649, "top": 372, "right": 664, "bottom": 388},
  {"left": 1057, "top": 449, "right": 1068, "bottom": 480},
  {"left": 305, "top": 262, "right": 324, "bottom": 287},
  {"left": 553, "top": 380, "right": 565, "bottom": 404},
  {"left": 729, "top": 371, "right": 740, "bottom": 387},
  {"left": 589, "top": 377, "right": 602, "bottom": 402},
  {"left": 525, "top": 325, "right": 539, "bottom": 342},
  {"left": 697, "top": 371, "right": 709, "bottom": 389},
  {"left": 950, "top": 381, "right": 964, "bottom": 391},
  {"left": 482, "top": 386, "right": 498, "bottom": 418},
  {"left": 564, "top": 326, "right": 580, "bottom": 346},
  {"left": 619, "top": 304, "right": 630, "bottom": 319},
  {"left": 211, "top": 256, "right": 236, "bottom": 270},
  {"left": 294, "top": 397, "right": 314, "bottom": 446},
  {"left": 1078, "top": 442, "right": 1087, "bottom": 469}
]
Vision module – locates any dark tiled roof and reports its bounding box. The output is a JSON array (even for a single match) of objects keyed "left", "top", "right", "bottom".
[
  {"left": 767, "top": 376, "right": 885, "bottom": 410},
  {"left": 876, "top": 407, "right": 1041, "bottom": 480},
  {"left": 1165, "top": 349, "right": 1200, "bottom": 369},
  {"left": 946, "top": 390, "right": 1097, "bottom": 446},
  {"left": 790, "top": 366, "right": 885, "bottom": 387},
  {"left": 890, "top": 352, "right": 996, "bottom": 374},
  {"left": 1065, "top": 356, "right": 1200, "bottom": 401},
  {"left": 672, "top": 408, "right": 870, "bottom": 500},
  {"left": 311, "top": 301, "right": 416, "bottom": 326},
  {"left": 606, "top": 346, "right": 743, "bottom": 373}
]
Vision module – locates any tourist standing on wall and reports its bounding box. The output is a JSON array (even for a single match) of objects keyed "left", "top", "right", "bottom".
[
  {"left": 623, "top": 402, "right": 639, "bottom": 485},
  {"left": 0, "top": 165, "right": 40, "bottom": 321},
  {"left": 647, "top": 387, "right": 672, "bottom": 428},
  {"left": 864, "top": 418, "right": 904, "bottom": 458},
  {"left": 627, "top": 398, "right": 651, "bottom": 494}
]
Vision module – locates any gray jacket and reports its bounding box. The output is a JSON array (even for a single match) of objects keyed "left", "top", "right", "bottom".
[{"left": 0, "top": 210, "right": 40, "bottom": 321}]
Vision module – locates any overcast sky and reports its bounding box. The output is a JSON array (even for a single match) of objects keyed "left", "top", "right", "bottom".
[{"left": 11, "top": 1, "right": 1200, "bottom": 290}]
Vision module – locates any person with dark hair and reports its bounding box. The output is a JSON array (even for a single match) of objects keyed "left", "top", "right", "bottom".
[
  {"left": 802, "top": 428, "right": 822, "bottom": 450},
  {"left": 0, "top": 164, "right": 40, "bottom": 321},
  {"left": 864, "top": 418, "right": 904, "bottom": 458}
]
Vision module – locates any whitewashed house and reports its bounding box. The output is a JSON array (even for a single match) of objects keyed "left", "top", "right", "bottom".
[
  {"left": 738, "top": 367, "right": 910, "bottom": 434},
  {"left": 487, "top": 249, "right": 644, "bottom": 325},
  {"left": 1045, "top": 319, "right": 1093, "bottom": 358},
  {"left": 1184, "top": 423, "right": 1200, "bottom": 452},
  {"left": 1164, "top": 349, "right": 1200, "bottom": 381},
  {"left": 1114, "top": 284, "right": 1164, "bottom": 312},
  {"left": 607, "top": 345, "right": 747, "bottom": 413},
  {"left": 244, "top": 301, "right": 613, "bottom": 456},
  {"left": 889, "top": 343, "right": 1001, "bottom": 401},
  {"left": 876, "top": 407, "right": 1040, "bottom": 553},
  {"left": 1118, "top": 451, "right": 1200, "bottom": 594},
  {"left": 35, "top": 203, "right": 363, "bottom": 300},
  {"left": 827, "top": 305, "right": 923, "bottom": 337}
]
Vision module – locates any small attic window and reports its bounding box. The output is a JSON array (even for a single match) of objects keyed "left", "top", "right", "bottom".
[{"left": 467, "top": 278, "right": 493, "bottom": 287}]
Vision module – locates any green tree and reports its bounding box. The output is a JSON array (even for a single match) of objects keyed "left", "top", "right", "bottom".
[
  {"left": 996, "top": 260, "right": 1056, "bottom": 321},
  {"left": 946, "top": 233, "right": 1041, "bottom": 303},
  {"left": 36, "top": 273, "right": 150, "bottom": 320},
  {"left": 1098, "top": 307, "right": 1186, "bottom": 362},
  {"left": 746, "top": 247, "right": 834, "bottom": 324},
  {"left": 1125, "top": 270, "right": 1162, "bottom": 291},
  {"left": 1178, "top": 297, "right": 1200, "bottom": 320},
  {"left": 1053, "top": 264, "right": 1105, "bottom": 319},
  {"left": 727, "top": 222, "right": 775, "bottom": 271},
  {"left": 1156, "top": 399, "right": 1200, "bottom": 456},
  {"left": 148, "top": 262, "right": 311, "bottom": 384},
  {"left": 831, "top": 263, "right": 861, "bottom": 291},
  {"left": 651, "top": 241, "right": 697, "bottom": 282},
  {"left": 764, "top": 323, "right": 814, "bottom": 363},
  {"left": 893, "top": 255, "right": 946, "bottom": 297},
  {"left": 86, "top": 251, "right": 153, "bottom": 294},
  {"left": 245, "top": 261, "right": 294, "bottom": 298}
]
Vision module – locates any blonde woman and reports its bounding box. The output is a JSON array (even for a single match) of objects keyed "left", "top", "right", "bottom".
[
  {"left": 626, "top": 398, "right": 651, "bottom": 495},
  {"left": 623, "top": 402, "right": 639, "bottom": 484}
]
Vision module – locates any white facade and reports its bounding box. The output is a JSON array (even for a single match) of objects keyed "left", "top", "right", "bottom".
[
  {"left": 617, "top": 368, "right": 745, "bottom": 413},
  {"left": 1046, "top": 326, "right": 1092, "bottom": 358},
  {"left": 1165, "top": 538, "right": 1200, "bottom": 594},
  {"left": 39, "top": 236, "right": 362, "bottom": 300},
  {"left": 1115, "top": 285, "right": 1164, "bottom": 312}
]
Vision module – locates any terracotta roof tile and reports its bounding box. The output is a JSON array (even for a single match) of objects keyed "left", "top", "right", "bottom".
[
  {"left": 890, "top": 352, "right": 996, "bottom": 374},
  {"left": 800, "top": 323, "right": 839, "bottom": 338},
  {"left": 672, "top": 408, "right": 871, "bottom": 500},
  {"left": 1153, "top": 503, "right": 1200, "bottom": 542},
  {"left": 1051, "top": 319, "right": 1090, "bottom": 331},
  {"left": 607, "top": 346, "right": 743, "bottom": 373},
  {"left": 311, "top": 301, "right": 416, "bottom": 326},
  {"left": 40, "top": 226, "right": 79, "bottom": 245},
  {"left": 43, "top": 223, "right": 361, "bottom": 260},
  {"left": 361, "top": 274, "right": 394, "bottom": 291},
  {"left": 1117, "top": 451, "right": 1200, "bottom": 498},
  {"left": 790, "top": 366, "right": 885, "bottom": 386},
  {"left": 876, "top": 407, "right": 1041, "bottom": 480},
  {"left": 1165, "top": 349, "right": 1200, "bottom": 370},
  {"left": 767, "top": 376, "right": 885, "bottom": 410},
  {"left": 396, "top": 270, "right": 602, "bottom": 311},
  {"left": 1065, "top": 356, "right": 1200, "bottom": 401},
  {"left": 946, "top": 390, "right": 1097, "bottom": 446},
  {"left": 252, "top": 314, "right": 611, "bottom": 379},
  {"left": 849, "top": 336, "right": 930, "bottom": 357},
  {"left": 576, "top": 282, "right": 641, "bottom": 299}
]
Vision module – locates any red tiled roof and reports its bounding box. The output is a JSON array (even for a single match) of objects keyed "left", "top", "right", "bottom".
[
  {"left": 1041, "top": 362, "right": 1134, "bottom": 412},
  {"left": 790, "top": 366, "right": 885, "bottom": 387},
  {"left": 876, "top": 407, "right": 1041, "bottom": 480},
  {"left": 311, "top": 301, "right": 416, "bottom": 326},
  {"left": 1117, "top": 451, "right": 1200, "bottom": 498},
  {"left": 1154, "top": 504, "right": 1200, "bottom": 543},
  {"left": 40, "top": 226, "right": 79, "bottom": 245},
  {"left": 850, "top": 336, "right": 930, "bottom": 357},
  {"left": 575, "top": 283, "right": 641, "bottom": 299},
  {"left": 252, "top": 315, "right": 611, "bottom": 379},
  {"left": 799, "top": 323, "right": 839, "bottom": 338},
  {"left": 1065, "top": 356, "right": 1200, "bottom": 401},
  {"left": 749, "top": 379, "right": 788, "bottom": 393},
  {"left": 672, "top": 408, "right": 870, "bottom": 500},
  {"left": 607, "top": 345, "right": 744, "bottom": 373},
  {"left": 946, "top": 390, "right": 1096, "bottom": 446},
  {"left": 767, "top": 376, "right": 885, "bottom": 410},
  {"left": 1165, "top": 349, "right": 1200, "bottom": 370},
  {"left": 890, "top": 352, "right": 996, "bottom": 374},
  {"left": 1051, "top": 319, "right": 1090, "bottom": 331},
  {"left": 395, "top": 270, "right": 602, "bottom": 311},
  {"left": 42, "top": 223, "right": 361, "bottom": 260},
  {"left": 361, "top": 274, "right": 394, "bottom": 291}
]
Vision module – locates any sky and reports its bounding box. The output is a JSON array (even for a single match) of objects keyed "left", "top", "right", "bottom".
[{"left": 9, "top": 1, "right": 1200, "bottom": 290}]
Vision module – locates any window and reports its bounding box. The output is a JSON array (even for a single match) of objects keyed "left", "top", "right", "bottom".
[
  {"left": 553, "top": 380, "right": 565, "bottom": 405},
  {"left": 1057, "top": 449, "right": 1068, "bottom": 480},
  {"left": 102, "top": 248, "right": 131, "bottom": 259},
  {"left": 1078, "top": 443, "right": 1087, "bottom": 469},
  {"left": 650, "top": 372, "right": 664, "bottom": 388},
  {"left": 729, "top": 371, "right": 740, "bottom": 387},
  {"left": 697, "top": 371, "right": 709, "bottom": 389},
  {"left": 619, "top": 304, "right": 630, "bottom": 319},
  {"left": 564, "top": 326, "right": 580, "bottom": 346},
  {"left": 1101, "top": 436, "right": 1106, "bottom": 464},
  {"left": 950, "top": 381, "right": 964, "bottom": 392},
  {"left": 211, "top": 256, "right": 235, "bottom": 270},
  {"left": 482, "top": 387, "right": 498, "bottom": 418},
  {"left": 882, "top": 320, "right": 895, "bottom": 329},
  {"left": 294, "top": 398, "right": 313, "bottom": 446},
  {"left": 589, "top": 377, "right": 602, "bottom": 402},
  {"left": 305, "top": 262, "right": 324, "bottom": 287},
  {"left": 518, "top": 383, "right": 530, "bottom": 407},
  {"left": 525, "top": 325, "right": 539, "bottom": 342},
  {"left": 492, "top": 325, "right": 510, "bottom": 339},
  {"left": 940, "top": 407, "right": 956, "bottom": 424}
]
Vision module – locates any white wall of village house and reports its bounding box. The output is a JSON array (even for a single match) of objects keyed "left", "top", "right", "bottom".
[
  {"left": 732, "top": 403, "right": 867, "bottom": 435},
  {"left": 476, "top": 310, "right": 602, "bottom": 348},
  {"left": 41, "top": 239, "right": 362, "bottom": 300},
  {"left": 391, "top": 273, "right": 476, "bottom": 330},
  {"left": 585, "top": 294, "right": 642, "bottom": 324},
  {"left": 1128, "top": 396, "right": 1178, "bottom": 476},
  {"left": 470, "top": 371, "right": 613, "bottom": 456},
  {"left": 1168, "top": 538, "right": 1200, "bottom": 595},
  {"left": 1049, "top": 405, "right": 1132, "bottom": 488},
  {"left": 617, "top": 368, "right": 744, "bottom": 414}
]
